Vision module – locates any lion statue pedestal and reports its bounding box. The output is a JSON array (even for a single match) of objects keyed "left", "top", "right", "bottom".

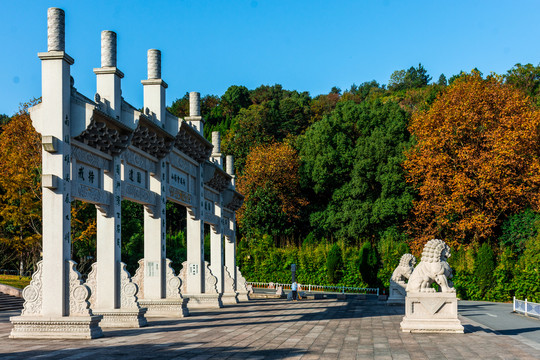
[
  {"left": 400, "top": 239, "right": 463, "bottom": 333},
  {"left": 387, "top": 254, "right": 416, "bottom": 305}
]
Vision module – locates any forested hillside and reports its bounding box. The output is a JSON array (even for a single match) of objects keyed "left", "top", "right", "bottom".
[{"left": 1, "top": 64, "right": 539, "bottom": 302}]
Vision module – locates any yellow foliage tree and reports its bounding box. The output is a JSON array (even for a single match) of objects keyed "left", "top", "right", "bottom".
[
  {"left": 0, "top": 101, "right": 42, "bottom": 272},
  {"left": 404, "top": 72, "right": 540, "bottom": 254},
  {"left": 237, "top": 142, "right": 308, "bottom": 243}
]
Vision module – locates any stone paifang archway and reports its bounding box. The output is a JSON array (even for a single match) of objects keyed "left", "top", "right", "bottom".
[{"left": 10, "top": 8, "right": 245, "bottom": 339}]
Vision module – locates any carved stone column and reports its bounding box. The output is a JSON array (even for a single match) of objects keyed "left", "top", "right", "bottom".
[
  {"left": 87, "top": 30, "right": 146, "bottom": 328},
  {"left": 210, "top": 221, "right": 224, "bottom": 295},
  {"left": 10, "top": 7, "right": 102, "bottom": 339},
  {"left": 91, "top": 156, "right": 146, "bottom": 327}
]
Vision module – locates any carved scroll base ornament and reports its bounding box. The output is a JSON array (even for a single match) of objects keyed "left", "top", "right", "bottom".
[
  {"left": 179, "top": 261, "right": 222, "bottom": 309},
  {"left": 85, "top": 262, "right": 147, "bottom": 328},
  {"left": 132, "top": 258, "right": 188, "bottom": 317},
  {"left": 10, "top": 260, "right": 103, "bottom": 339},
  {"left": 221, "top": 266, "right": 239, "bottom": 304},
  {"left": 236, "top": 266, "right": 250, "bottom": 302}
]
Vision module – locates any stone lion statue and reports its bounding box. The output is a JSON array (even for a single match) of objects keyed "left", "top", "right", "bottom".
[
  {"left": 406, "top": 239, "right": 455, "bottom": 293},
  {"left": 391, "top": 254, "right": 417, "bottom": 285}
]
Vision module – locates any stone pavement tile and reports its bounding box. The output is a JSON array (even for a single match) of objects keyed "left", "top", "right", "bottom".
[
  {"left": 299, "top": 355, "right": 319, "bottom": 360},
  {"left": 1, "top": 298, "right": 540, "bottom": 359}
]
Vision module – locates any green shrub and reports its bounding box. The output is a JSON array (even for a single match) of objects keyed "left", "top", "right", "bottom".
[
  {"left": 359, "top": 242, "right": 379, "bottom": 287},
  {"left": 486, "top": 247, "right": 516, "bottom": 302},
  {"left": 473, "top": 243, "right": 496, "bottom": 296},
  {"left": 377, "top": 228, "right": 409, "bottom": 288},
  {"left": 500, "top": 209, "right": 540, "bottom": 254},
  {"left": 166, "top": 230, "right": 187, "bottom": 274},
  {"left": 449, "top": 246, "right": 478, "bottom": 300},
  {"left": 327, "top": 243, "right": 343, "bottom": 284},
  {"left": 514, "top": 236, "right": 540, "bottom": 302}
]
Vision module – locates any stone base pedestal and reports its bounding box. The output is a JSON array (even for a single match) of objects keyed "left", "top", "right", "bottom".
[
  {"left": 387, "top": 283, "right": 406, "bottom": 305},
  {"left": 10, "top": 315, "right": 103, "bottom": 339},
  {"left": 139, "top": 298, "right": 189, "bottom": 317},
  {"left": 237, "top": 293, "right": 250, "bottom": 301},
  {"left": 387, "top": 296, "right": 405, "bottom": 305},
  {"left": 184, "top": 294, "right": 223, "bottom": 309},
  {"left": 92, "top": 308, "right": 147, "bottom": 328},
  {"left": 400, "top": 292, "right": 463, "bottom": 333},
  {"left": 221, "top": 293, "right": 238, "bottom": 305}
]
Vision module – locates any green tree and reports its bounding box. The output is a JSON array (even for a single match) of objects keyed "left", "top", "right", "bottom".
[
  {"left": 298, "top": 100, "right": 413, "bottom": 241},
  {"left": 121, "top": 201, "right": 144, "bottom": 274},
  {"left": 326, "top": 243, "right": 343, "bottom": 284},
  {"left": 237, "top": 142, "right": 308, "bottom": 243},
  {"left": 505, "top": 63, "right": 540, "bottom": 102},
  {"left": 358, "top": 242, "right": 379, "bottom": 287},
  {"left": 473, "top": 243, "right": 495, "bottom": 294},
  {"left": 514, "top": 236, "right": 540, "bottom": 302},
  {"left": 437, "top": 74, "right": 447, "bottom": 86},
  {"left": 168, "top": 92, "right": 189, "bottom": 118},
  {"left": 388, "top": 63, "right": 432, "bottom": 91},
  {"left": 499, "top": 208, "right": 540, "bottom": 254},
  {"left": 221, "top": 85, "right": 251, "bottom": 118}
]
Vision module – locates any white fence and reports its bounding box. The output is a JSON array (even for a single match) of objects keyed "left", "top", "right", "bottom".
[
  {"left": 247, "top": 281, "right": 379, "bottom": 296},
  {"left": 513, "top": 297, "right": 540, "bottom": 318}
]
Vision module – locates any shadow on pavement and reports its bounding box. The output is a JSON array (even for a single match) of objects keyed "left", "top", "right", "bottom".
[{"left": 2, "top": 342, "right": 308, "bottom": 359}]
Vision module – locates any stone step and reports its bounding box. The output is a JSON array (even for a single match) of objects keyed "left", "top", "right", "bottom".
[{"left": 0, "top": 291, "right": 24, "bottom": 311}]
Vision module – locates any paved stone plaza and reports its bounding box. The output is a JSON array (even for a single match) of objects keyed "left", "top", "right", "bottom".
[{"left": 1, "top": 298, "right": 539, "bottom": 359}]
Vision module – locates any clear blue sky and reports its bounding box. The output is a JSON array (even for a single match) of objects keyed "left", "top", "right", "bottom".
[{"left": 2, "top": 0, "right": 540, "bottom": 116}]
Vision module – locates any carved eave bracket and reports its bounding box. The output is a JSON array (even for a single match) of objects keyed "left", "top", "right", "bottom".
[
  {"left": 131, "top": 114, "right": 175, "bottom": 159},
  {"left": 74, "top": 109, "right": 132, "bottom": 156},
  {"left": 203, "top": 161, "right": 232, "bottom": 192},
  {"left": 222, "top": 188, "right": 244, "bottom": 211},
  {"left": 174, "top": 121, "right": 213, "bottom": 163}
]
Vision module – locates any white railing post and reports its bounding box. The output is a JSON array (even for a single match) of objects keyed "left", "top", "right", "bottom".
[
  {"left": 525, "top": 298, "right": 528, "bottom": 316},
  {"left": 513, "top": 296, "right": 516, "bottom": 312}
]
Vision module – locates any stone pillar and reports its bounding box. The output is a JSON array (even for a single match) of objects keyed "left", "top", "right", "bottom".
[
  {"left": 224, "top": 233, "right": 236, "bottom": 290},
  {"left": 211, "top": 132, "right": 223, "bottom": 168},
  {"left": 186, "top": 92, "right": 204, "bottom": 133},
  {"left": 86, "top": 30, "right": 146, "bottom": 328},
  {"left": 226, "top": 155, "right": 235, "bottom": 187},
  {"left": 10, "top": 7, "right": 102, "bottom": 339},
  {"left": 224, "top": 155, "right": 236, "bottom": 286},
  {"left": 93, "top": 31, "right": 124, "bottom": 119},
  {"left": 186, "top": 165, "right": 204, "bottom": 295},
  {"left": 95, "top": 158, "right": 121, "bottom": 310},
  {"left": 140, "top": 49, "right": 167, "bottom": 301},
  {"left": 94, "top": 31, "right": 121, "bottom": 309},
  {"left": 143, "top": 160, "right": 167, "bottom": 300},
  {"left": 137, "top": 52, "right": 187, "bottom": 317},
  {"left": 40, "top": 6, "right": 72, "bottom": 320},
  {"left": 210, "top": 199, "right": 224, "bottom": 295},
  {"left": 141, "top": 49, "right": 167, "bottom": 123},
  {"left": 184, "top": 165, "right": 222, "bottom": 309}
]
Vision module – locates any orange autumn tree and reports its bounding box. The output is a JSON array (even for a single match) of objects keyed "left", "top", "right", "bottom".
[
  {"left": 404, "top": 71, "right": 540, "bottom": 254},
  {"left": 236, "top": 142, "right": 308, "bottom": 243},
  {"left": 0, "top": 101, "right": 42, "bottom": 272}
]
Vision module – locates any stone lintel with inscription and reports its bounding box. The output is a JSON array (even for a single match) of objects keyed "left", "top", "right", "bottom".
[
  {"left": 72, "top": 143, "right": 112, "bottom": 171},
  {"left": 167, "top": 185, "right": 193, "bottom": 207},
  {"left": 122, "top": 183, "right": 157, "bottom": 206},
  {"left": 72, "top": 182, "right": 111, "bottom": 205}
]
